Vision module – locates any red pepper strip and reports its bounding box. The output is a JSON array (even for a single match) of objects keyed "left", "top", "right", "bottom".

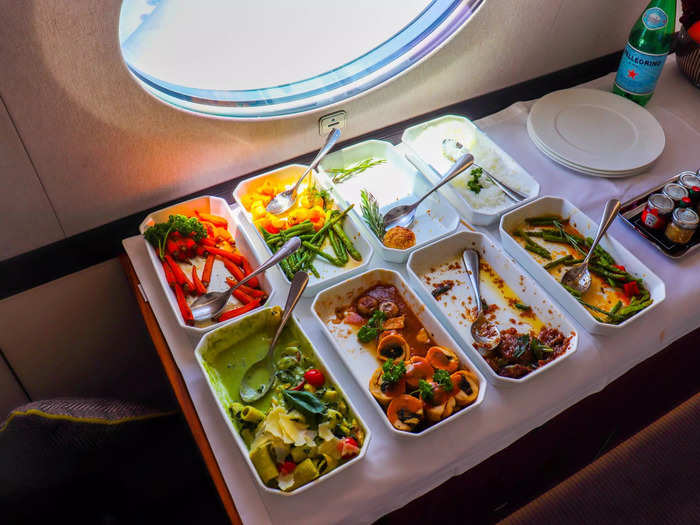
[
  {"left": 207, "top": 247, "right": 244, "bottom": 265},
  {"left": 613, "top": 264, "right": 626, "bottom": 272},
  {"left": 195, "top": 211, "right": 228, "bottom": 227},
  {"left": 166, "top": 239, "right": 180, "bottom": 257},
  {"left": 225, "top": 278, "right": 266, "bottom": 298},
  {"left": 290, "top": 380, "right": 305, "bottom": 391},
  {"left": 174, "top": 283, "right": 194, "bottom": 325},
  {"left": 240, "top": 257, "right": 259, "bottom": 288},
  {"left": 162, "top": 260, "right": 175, "bottom": 288},
  {"left": 217, "top": 299, "right": 261, "bottom": 322},
  {"left": 222, "top": 258, "right": 246, "bottom": 281},
  {"left": 191, "top": 266, "right": 207, "bottom": 295},
  {"left": 623, "top": 281, "right": 640, "bottom": 297},
  {"left": 264, "top": 223, "right": 280, "bottom": 234},
  {"left": 165, "top": 254, "right": 194, "bottom": 293},
  {"left": 202, "top": 254, "right": 215, "bottom": 286},
  {"left": 233, "top": 289, "right": 254, "bottom": 305}
]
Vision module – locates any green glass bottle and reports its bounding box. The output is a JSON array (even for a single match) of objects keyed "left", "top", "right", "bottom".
[{"left": 613, "top": 0, "right": 676, "bottom": 106}]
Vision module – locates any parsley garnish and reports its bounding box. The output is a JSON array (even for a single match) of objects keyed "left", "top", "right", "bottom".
[
  {"left": 467, "top": 167, "right": 484, "bottom": 194},
  {"left": 433, "top": 369, "right": 453, "bottom": 391},
  {"left": 417, "top": 379, "right": 433, "bottom": 402},
  {"left": 513, "top": 334, "right": 531, "bottom": 359},
  {"left": 381, "top": 359, "right": 406, "bottom": 385},
  {"left": 357, "top": 309, "right": 386, "bottom": 343}
]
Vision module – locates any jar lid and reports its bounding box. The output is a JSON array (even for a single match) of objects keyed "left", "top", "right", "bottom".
[
  {"left": 672, "top": 207, "right": 699, "bottom": 229},
  {"left": 663, "top": 183, "right": 689, "bottom": 201},
  {"left": 679, "top": 172, "right": 700, "bottom": 189},
  {"left": 648, "top": 193, "right": 674, "bottom": 213}
]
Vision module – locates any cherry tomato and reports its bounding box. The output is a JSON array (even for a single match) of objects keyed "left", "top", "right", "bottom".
[
  {"left": 337, "top": 437, "right": 360, "bottom": 459},
  {"left": 303, "top": 369, "right": 325, "bottom": 387},
  {"left": 278, "top": 461, "right": 296, "bottom": 476}
]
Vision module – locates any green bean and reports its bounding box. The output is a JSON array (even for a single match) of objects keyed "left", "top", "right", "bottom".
[
  {"left": 577, "top": 300, "right": 611, "bottom": 316},
  {"left": 608, "top": 301, "right": 622, "bottom": 321},
  {"left": 307, "top": 263, "right": 320, "bottom": 278},
  {"left": 301, "top": 241, "right": 344, "bottom": 266},
  {"left": 544, "top": 255, "right": 573, "bottom": 270},
  {"left": 618, "top": 299, "right": 652, "bottom": 317},
  {"left": 330, "top": 213, "right": 362, "bottom": 261},
  {"left": 525, "top": 215, "right": 562, "bottom": 225},
  {"left": 553, "top": 220, "right": 586, "bottom": 255},
  {"left": 514, "top": 303, "right": 531, "bottom": 311},
  {"left": 562, "top": 284, "right": 582, "bottom": 298},
  {"left": 525, "top": 242, "right": 552, "bottom": 259},
  {"left": 328, "top": 229, "right": 348, "bottom": 264}
]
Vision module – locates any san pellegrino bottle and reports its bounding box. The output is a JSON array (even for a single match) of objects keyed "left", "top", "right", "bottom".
[{"left": 613, "top": 0, "right": 676, "bottom": 106}]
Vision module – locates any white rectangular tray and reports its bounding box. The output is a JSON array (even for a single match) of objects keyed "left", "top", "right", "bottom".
[
  {"left": 232, "top": 164, "right": 373, "bottom": 297},
  {"left": 310, "top": 268, "right": 486, "bottom": 438},
  {"left": 401, "top": 114, "right": 539, "bottom": 226},
  {"left": 139, "top": 196, "right": 274, "bottom": 341},
  {"left": 194, "top": 307, "right": 371, "bottom": 496},
  {"left": 316, "top": 139, "right": 460, "bottom": 263},
  {"left": 499, "top": 196, "right": 666, "bottom": 335},
  {"left": 406, "top": 231, "right": 579, "bottom": 386}
]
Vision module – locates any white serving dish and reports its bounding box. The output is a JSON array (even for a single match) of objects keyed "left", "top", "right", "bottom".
[
  {"left": 311, "top": 268, "right": 486, "bottom": 438},
  {"left": 499, "top": 196, "right": 666, "bottom": 335},
  {"left": 194, "top": 307, "right": 371, "bottom": 496},
  {"left": 139, "top": 196, "right": 274, "bottom": 341},
  {"left": 406, "top": 231, "right": 579, "bottom": 386},
  {"left": 401, "top": 114, "right": 540, "bottom": 226},
  {"left": 232, "top": 164, "right": 373, "bottom": 296},
  {"left": 316, "top": 140, "right": 460, "bottom": 263}
]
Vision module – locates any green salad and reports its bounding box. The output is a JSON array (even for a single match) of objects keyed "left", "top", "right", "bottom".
[{"left": 199, "top": 307, "right": 365, "bottom": 492}]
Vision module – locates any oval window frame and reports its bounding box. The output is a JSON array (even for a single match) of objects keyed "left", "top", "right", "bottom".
[{"left": 119, "top": 0, "right": 484, "bottom": 120}]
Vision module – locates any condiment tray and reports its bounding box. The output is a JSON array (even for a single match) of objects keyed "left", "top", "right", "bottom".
[
  {"left": 619, "top": 173, "right": 700, "bottom": 259},
  {"left": 406, "top": 231, "right": 579, "bottom": 387}
]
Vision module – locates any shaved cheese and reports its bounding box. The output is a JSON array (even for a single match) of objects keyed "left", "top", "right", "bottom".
[
  {"left": 277, "top": 471, "right": 295, "bottom": 491},
  {"left": 317, "top": 421, "right": 335, "bottom": 441}
]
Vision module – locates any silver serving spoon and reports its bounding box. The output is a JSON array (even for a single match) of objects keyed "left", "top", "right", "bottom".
[
  {"left": 239, "top": 271, "right": 309, "bottom": 403},
  {"left": 561, "top": 198, "right": 621, "bottom": 295},
  {"left": 440, "top": 138, "right": 528, "bottom": 201},
  {"left": 382, "top": 153, "right": 474, "bottom": 230},
  {"left": 462, "top": 249, "right": 501, "bottom": 352},
  {"left": 266, "top": 128, "right": 341, "bottom": 215},
  {"left": 190, "top": 237, "right": 301, "bottom": 321}
]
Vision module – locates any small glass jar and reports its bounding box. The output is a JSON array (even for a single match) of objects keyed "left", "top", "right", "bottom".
[
  {"left": 663, "top": 183, "right": 689, "bottom": 205},
  {"left": 679, "top": 172, "right": 700, "bottom": 203},
  {"left": 664, "top": 207, "right": 699, "bottom": 244},
  {"left": 641, "top": 193, "right": 674, "bottom": 230}
]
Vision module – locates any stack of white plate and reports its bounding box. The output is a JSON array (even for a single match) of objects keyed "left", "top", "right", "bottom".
[{"left": 527, "top": 88, "right": 666, "bottom": 178}]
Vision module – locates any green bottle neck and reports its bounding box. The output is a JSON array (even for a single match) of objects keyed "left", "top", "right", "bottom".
[{"left": 628, "top": 0, "right": 676, "bottom": 54}]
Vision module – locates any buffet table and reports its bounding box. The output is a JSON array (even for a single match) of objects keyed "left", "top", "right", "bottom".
[{"left": 122, "top": 57, "right": 700, "bottom": 525}]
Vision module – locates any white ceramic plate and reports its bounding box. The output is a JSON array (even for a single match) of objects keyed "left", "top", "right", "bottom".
[
  {"left": 139, "top": 196, "right": 274, "bottom": 341},
  {"left": 232, "top": 164, "right": 373, "bottom": 297},
  {"left": 401, "top": 114, "right": 540, "bottom": 226},
  {"left": 406, "top": 231, "right": 579, "bottom": 386},
  {"left": 499, "top": 196, "right": 666, "bottom": 335},
  {"left": 194, "top": 307, "right": 371, "bottom": 496},
  {"left": 527, "top": 119, "right": 654, "bottom": 177},
  {"left": 311, "top": 268, "right": 486, "bottom": 438},
  {"left": 528, "top": 88, "right": 665, "bottom": 174},
  {"left": 316, "top": 140, "right": 460, "bottom": 263}
]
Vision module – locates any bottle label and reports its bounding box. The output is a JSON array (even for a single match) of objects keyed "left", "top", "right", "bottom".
[
  {"left": 615, "top": 43, "right": 667, "bottom": 96},
  {"left": 642, "top": 7, "right": 668, "bottom": 30}
]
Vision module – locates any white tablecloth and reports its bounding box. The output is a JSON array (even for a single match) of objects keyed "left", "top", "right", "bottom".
[{"left": 123, "top": 56, "right": 700, "bottom": 525}]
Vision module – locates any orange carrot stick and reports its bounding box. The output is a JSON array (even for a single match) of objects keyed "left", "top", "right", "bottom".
[
  {"left": 217, "top": 299, "right": 261, "bottom": 322},
  {"left": 196, "top": 211, "right": 228, "bottom": 227},
  {"left": 174, "top": 283, "right": 194, "bottom": 325},
  {"left": 225, "top": 278, "right": 266, "bottom": 298},
  {"left": 240, "top": 257, "right": 259, "bottom": 288},
  {"left": 207, "top": 247, "right": 244, "bottom": 264},
  {"left": 165, "top": 254, "right": 194, "bottom": 293},
  {"left": 233, "top": 288, "right": 254, "bottom": 304},
  {"left": 202, "top": 254, "right": 215, "bottom": 286},
  {"left": 191, "top": 266, "right": 207, "bottom": 295},
  {"left": 222, "top": 258, "right": 246, "bottom": 282}
]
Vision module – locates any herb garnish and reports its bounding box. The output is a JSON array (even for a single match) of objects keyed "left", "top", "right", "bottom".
[
  {"left": 467, "top": 167, "right": 484, "bottom": 194},
  {"left": 433, "top": 369, "right": 453, "bottom": 391},
  {"left": 357, "top": 309, "right": 387, "bottom": 343},
  {"left": 328, "top": 158, "right": 386, "bottom": 183},
  {"left": 513, "top": 334, "right": 531, "bottom": 359},
  {"left": 360, "top": 189, "right": 386, "bottom": 241},
  {"left": 531, "top": 338, "right": 553, "bottom": 361},
  {"left": 381, "top": 359, "right": 406, "bottom": 385},
  {"left": 417, "top": 379, "right": 433, "bottom": 401},
  {"left": 144, "top": 214, "right": 206, "bottom": 260},
  {"left": 282, "top": 390, "right": 327, "bottom": 418},
  {"left": 431, "top": 283, "right": 453, "bottom": 299}
]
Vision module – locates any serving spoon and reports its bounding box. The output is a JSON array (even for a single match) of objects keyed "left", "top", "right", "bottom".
[
  {"left": 441, "top": 138, "right": 528, "bottom": 202},
  {"left": 190, "top": 237, "right": 301, "bottom": 321},
  {"left": 561, "top": 198, "right": 621, "bottom": 295},
  {"left": 382, "top": 153, "right": 474, "bottom": 230},
  {"left": 239, "top": 271, "right": 309, "bottom": 403},
  {"left": 462, "top": 249, "right": 501, "bottom": 352},
  {"left": 265, "top": 128, "right": 341, "bottom": 215}
]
